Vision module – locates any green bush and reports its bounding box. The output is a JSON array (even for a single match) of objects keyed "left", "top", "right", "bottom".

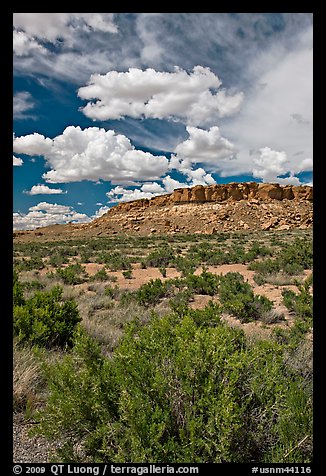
[
  {"left": 122, "top": 270, "right": 133, "bottom": 279},
  {"left": 245, "top": 241, "right": 272, "bottom": 262},
  {"left": 184, "top": 271, "right": 219, "bottom": 295},
  {"left": 21, "top": 280, "right": 45, "bottom": 291},
  {"left": 218, "top": 272, "right": 273, "bottom": 322},
  {"left": 13, "top": 285, "right": 81, "bottom": 348},
  {"left": 96, "top": 251, "right": 131, "bottom": 271},
  {"left": 56, "top": 264, "right": 86, "bottom": 285},
  {"left": 16, "top": 256, "right": 45, "bottom": 271},
  {"left": 104, "top": 285, "right": 119, "bottom": 299},
  {"left": 144, "top": 246, "right": 175, "bottom": 268},
  {"left": 282, "top": 279, "right": 313, "bottom": 321},
  {"left": 248, "top": 259, "right": 281, "bottom": 275},
  {"left": 35, "top": 311, "right": 312, "bottom": 463},
  {"left": 13, "top": 270, "right": 25, "bottom": 306},
  {"left": 49, "top": 252, "right": 68, "bottom": 268},
  {"left": 136, "top": 279, "right": 168, "bottom": 306},
  {"left": 173, "top": 256, "right": 196, "bottom": 276},
  {"left": 90, "top": 268, "right": 109, "bottom": 282},
  {"left": 279, "top": 238, "right": 313, "bottom": 270},
  {"left": 159, "top": 267, "right": 167, "bottom": 278}
]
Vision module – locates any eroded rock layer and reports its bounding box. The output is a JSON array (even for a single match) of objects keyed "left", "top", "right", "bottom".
[{"left": 13, "top": 183, "right": 313, "bottom": 241}]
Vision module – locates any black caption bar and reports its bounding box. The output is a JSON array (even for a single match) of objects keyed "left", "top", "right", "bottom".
[{"left": 10, "top": 463, "right": 313, "bottom": 476}]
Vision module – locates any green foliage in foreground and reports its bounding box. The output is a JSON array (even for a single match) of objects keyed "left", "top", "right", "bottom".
[
  {"left": 35, "top": 306, "right": 312, "bottom": 463},
  {"left": 218, "top": 272, "right": 273, "bottom": 323},
  {"left": 282, "top": 278, "right": 313, "bottom": 321},
  {"left": 13, "top": 280, "right": 81, "bottom": 348}
]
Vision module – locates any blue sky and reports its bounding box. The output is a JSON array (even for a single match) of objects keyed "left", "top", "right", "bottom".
[{"left": 13, "top": 13, "right": 313, "bottom": 230}]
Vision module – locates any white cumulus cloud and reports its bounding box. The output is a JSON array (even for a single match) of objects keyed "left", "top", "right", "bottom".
[
  {"left": 252, "top": 147, "right": 304, "bottom": 185},
  {"left": 78, "top": 66, "right": 244, "bottom": 126},
  {"left": 13, "top": 132, "right": 53, "bottom": 156},
  {"left": 221, "top": 25, "right": 313, "bottom": 181},
  {"left": 24, "top": 184, "right": 66, "bottom": 195},
  {"left": 92, "top": 205, "right": 111, "bottom": 218},
  {"left": 173, "top": 126, "right": 236, "bottom": 171},
  {"left": 13, "top": 156, "right": 23, "bottom": 166},
  {"left": 106, "top": 172, "right": 210, "bottom": 203},
  {"left": 13, "top": 202, "right": 90, "bottom": 231},
  {"left": 13, "top": 126, "right": 169, "bottom": 184}
]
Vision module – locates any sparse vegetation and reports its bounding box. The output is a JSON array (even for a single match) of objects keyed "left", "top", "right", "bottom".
[
  {"left": 218, "top": 272, "right": 273, "bottom": 323},
  {"left": 14, "top": 274, "right": 81, "bottom": 348},
  {"left": 13, "top": 228, "right": 313, "bottom": 463},
  {"left": 33, "top": 308, "right": 312, "bottom": 463}
]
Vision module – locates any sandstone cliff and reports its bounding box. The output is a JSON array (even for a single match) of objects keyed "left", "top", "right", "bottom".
[{"left": 13, "top": 182, "right": 313, "bottom": 241}]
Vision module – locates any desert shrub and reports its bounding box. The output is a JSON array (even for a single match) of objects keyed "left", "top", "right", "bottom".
[
  {"left": 90, "top": 268, "right": 109, "bottom": 282},
  {"left": 16, "top": 256, "right": 45, "bottom": 271},
  {"left": 218, "top": 272, "right": 273, "bottom": 323},
  {"left": 13, "top": 270, "right": 25, "bottom": 306},
  {"left": 104, "top": 285, "right": 120, "bottom": 299},
  {"left": 144, "top": 246, "right": 175, "bottom": 268},
  {"left": 279, "top": 238, "right": 313, "bottom": 270},
  {"left": 168, "top": 290, "right": 193, "bottom": 315},
  {"left": 79, "top": 250, "right": 93, "bottom": 263},
  {"left": 253, "top": 273, "right": 267, "bottom": 285},
  {"left": 273, "top": 319, "right": 312, "bottom": 350},
  {"left": 173, "top": 256, "right": 196, "bottom": 276},
  {"left": 248, "top": 258, "right": 281, "bottom": 275},
  {"left": 49, "top": 252, "right": 69, "bottom": 268},
  {"left": 119, "top": 291, "right": 136, "bottom": 307},
  {"left": 122, "top": 270, "right": 133, "bottom": 279},
  {"left": 184, "top": 270, "right": 219, "bottom": 295},
  {"left": 13, "top": 285, "right": 81, "bottom": 348},
  {"left": 56, "top": 264, "right": 86, "bottom": 285},
  {"left": 205, "top": 249, "right": 229, "bottom": 265},
  {"left": 282, "top": 279, "right": 313, "bottom": 321},
  {"left": 13, "top": 340, "right": 44, "bottom": 414},
  {"left": 188, "top": 242, "right": 215, "bottom": 262},
  {"left": 136, "top": 279, "right": 168, "bottom": 306},
  {"left": 249, "top": 238, "right": 312, "bottom": 278},
  {"left": 225, "top": 245, "right": 247, "bottom": 264},
  {"left": 245, "top": 241, "right": 272, "bottom": 261},
  {"left": 21, "top": 280, "right": 45, "bottom": 291},
  {"left": 159, "top": 267, "right": 167, "bottom": 277},
  {"left": 95, "top": 251, "right": 131, "bottom": 270},
  {"left": 34, "top": 312, "right": 312, "bottom": 463}
]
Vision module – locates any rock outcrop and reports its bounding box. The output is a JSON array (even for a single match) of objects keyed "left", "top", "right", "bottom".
[
  {"left": 108, "top": 182, "right": 312, "bottom": 217},
  {"left": 13, "top": 182, "right": 313, "bottom": 242}
]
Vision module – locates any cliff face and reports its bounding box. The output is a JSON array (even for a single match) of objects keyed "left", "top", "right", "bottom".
[
  {"left": 13, "top": 182, "right": 313, "bottom": 241},
  {"left": 105, "top": 182, "right": 313, "bottom": 216}
]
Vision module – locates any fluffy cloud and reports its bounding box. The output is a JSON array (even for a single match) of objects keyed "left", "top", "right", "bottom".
[
  {"left": 24, "top": 184, "right": 66, "bottom": 195},
  {"left": 13, "top": 126, "right": 169, "bottom": 184},
  {"left": 252, "top": 147, "right": 311, "bottom": 185},
  {"left": 221, "top": 25, "right": 313, "bottom": 180},
  {"left": 92, "top": 205, "right": 110, "bottom": 218},
  {"left": 78, "top": 66, "right": 244, "bottom": 126},
  {"left": 13, "top": 13, "right": 117, "bottom": 47},
  {"left": 173, "top": 126, "right": 236, "bottom": 170},
  {"left": 107, "top": 186, "right": 161, "bottom": 203},
  {"left": 13, "top": 156, "right": 23, "bottom": 166},
  {"left": 13, "top": 91, "right": 35, "bottom": 119},
  {"left": 106, "top": 172, "right": 211, "bottom": 203},
  {"left": 13, "top": 202, "right": 90, "bottom": 231},
  {"left": 182, "top": 167, "right": 216, "bottom": 186},
  {"left": 13, "top": 133, "right": 53, "bottom": 156}
]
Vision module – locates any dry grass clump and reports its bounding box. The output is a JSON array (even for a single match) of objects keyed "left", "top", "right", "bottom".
[{"left": 13, "top": 340, "right": 43, "bottom": 413}]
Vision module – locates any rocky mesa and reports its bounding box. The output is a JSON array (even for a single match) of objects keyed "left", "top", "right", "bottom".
[{"left": 14, "top": 182, "right": 313, "bottom": 241}]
